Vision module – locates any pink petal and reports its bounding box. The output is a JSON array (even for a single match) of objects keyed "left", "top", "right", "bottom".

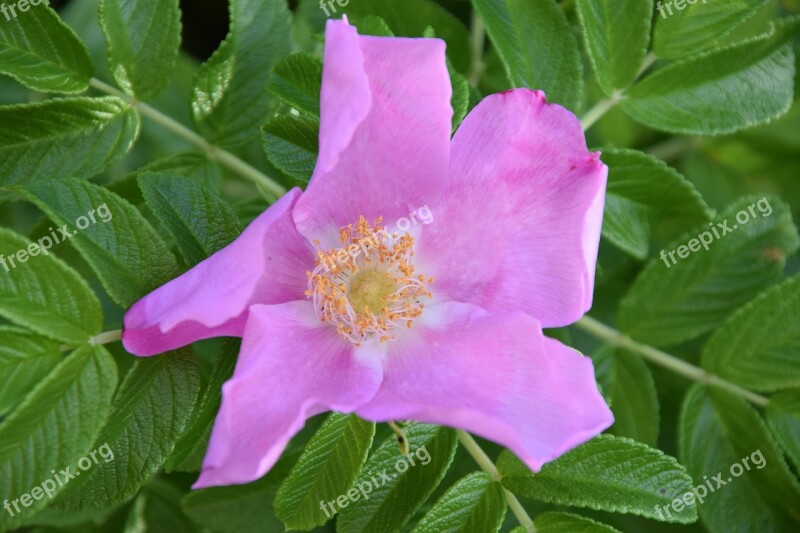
[
  {"left": 292, "top": 19, "right": 452, "bottom": 246},
  {"left": 357, "top": 302, "right": 613, "bottom": 472},
  {"left": 193, "top": 301, "right": 383, "bottom": 488},
  {"left": 123, "top": 189, "right": 314, "bottom": 356},
  {"left": 418, "top": 89, "right": 607, "bottom": 328}
]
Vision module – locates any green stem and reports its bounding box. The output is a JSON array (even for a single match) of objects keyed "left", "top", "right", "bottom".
[
  {"left": 88, "top": 78, "right": 287, "bottom": 198},
  {"left": 468, "top": 13, "right": 486, "bottom": 86},
  {"left": 580, "top": 52, "right": 657, "bottom": 131},
  {"left": 456, "top": 430, "right": 537, "bottom": 532},
  {"left": 575, "top": 316, "right": 769, "bottom": 407},
  {"left": 60, "top": 329, "right": 123, "bottom": 352}
]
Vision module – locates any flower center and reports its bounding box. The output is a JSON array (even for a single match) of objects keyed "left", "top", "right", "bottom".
[{"left": 306, "top": 215, "right": 432, "bottom": 345}]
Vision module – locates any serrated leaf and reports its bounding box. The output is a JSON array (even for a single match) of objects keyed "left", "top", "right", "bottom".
[
  {"left": 268, "top": 53, "right": 322, "bottom": 117},
  {"left": 339, "top": 0, "right": 472, "bottom": 73},
  {"left": 166, "top": 339, "right": 239, "bottom": 473},
  {"left": 15, "top": 177, "right": 180, "bottom": 308},
  {"left": 601, "top": 148, "right": 711, "bottom": 259},
  {"left": 0, "top": 345, "right": 117, "bottom": 530},
  {"left": 575, "top": 0, "right": 653, "bottom": 95},
  {"left": 0, "top": 227, "right": 102, "bottom": 343},
  {"left": 499, "top": 435, "right": 697, "bottom": 523},
  {"left": 450, "top": 68, "right": 469, "bottom": 133},
  {"left": 653, "top": 0, "right": 769, "bottom": 59},
  {"left": 192, "top": 0, "right": 291, "bottom": 149},
  {"left": 0, "top": 1, "right": 92, "bottom": 93},
  {"left": 679, "top": 385, "right": 800, "bottom": 531},
  {"left": 54, "top": 348, "right": 200, "bottom": 511},
  {"left": 138, "top": 172, "right": 242, "bottom": 267},
  {"left": 534, "top": 511, "right": 622, "bottom": 533},
  {"left": 0, "top": 97, "right": 140, "bottom": 188},
  {"left": 411, "top": 472, "right": 506, "bottom": 533},
  {"left": 472, "top": 0, "right": 582, "bottom": 110},
  {"left": 618, "top": 195, "right": 799, "bottom": 347},
  {"left": 702, "top": 274, "right": 800, "bottom": 392},
  {"left": 765, "top": 390, "right": 800, "bottom": 471},
  {"left": 336, "top": 423, "right": 458, "bottom": 533},
  {"left": 275, "top": 413, "right": 375, "bottom": 530},
  {"left": 592, "top": 345, "right": 660, "bottom": 446},
  {"left": 622, "top": 17, "right": 799, "bottom": 135},
  {"left": 99, "top": 0, "right": 181, "bottom": 99},
  {"left": 262, "top": 114, "right": 319, "bottom": 183},
  {"left": 0, "top": 327, "right": 60, "bottom": 415}
]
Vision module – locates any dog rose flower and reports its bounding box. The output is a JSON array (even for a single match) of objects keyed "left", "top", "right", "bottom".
[{"left": 123, "top": 19, "right": 613, "bottom": 489}]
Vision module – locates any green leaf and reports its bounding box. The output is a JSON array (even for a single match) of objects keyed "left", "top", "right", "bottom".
[
  {"left": 679, "top": 385, "right": 800, "bottom": 531},
  {"left": 450, "top": 68, "right": 470, "bottom": 133},
  {"left": 165, "top": 339, "right": 239, "bottom": 473},
  {"left": 339, "top": 0, "right": 472, "bottom": 73},
  {"left": 182, "top": 446, "right": 301, "bottom": 533},
  {"left": 765, "top": 390, "right": 800, "bottom": 471},
  {"left": 54, "top": 349, "right": 200, "bottom": 511},
  {"left": 182, "top": 477, "right": 283, "bottom": 532},
  {"left": 268, "top": 53, "right": 323, "bottom": 118},
  {"left": 0, "top": 227, "right": 102, "bottom": 344},
  {"left": 351, "top": 15, "right": 394, "bottom": 37},
  {"left": 138, "top": 172, "right": 243, "bottom": 266},
  {"left": 16, "top": 177, "right": 180, "bottom": 308},
  {"left": 702, "top": 274, "right": 800, "bottom": 392},
  {"left": 126, "top": 479, "right": 196, "bottom": 533},
  {"left": 336, "top": 423, "right": 458, "bottom": 533},
  {"left": 601, "top": 148, "right": 711, "bottom": 259},
  {"left": 98, "top": 0, "right": 182, "bottom": 99},
  {"left": 592, "top": 345, "right": 660, "bottom": 446},
  {"left": 622, "top": 17, "right": 799, "bottom": 135},
  {"left": 0, "top": 97, "right": 140, "bottom": 188},
  {"left": 261, "top": 114, "right": 319, "bottom": 184},
  {"left": 0, "top": 1, "right": 92, "bottom": 93},
  {"left": 0, "top": 345, "right": 117, "bottom": 530},
  {"left": 499, "top": 435, "right": 697, "bottom": 523},
  {"left": 617, "top": 195, "right": 799, "bottom": 347},
  {"left": 411, "top": 472, "right": 506, "bottom": 533},
  {"left": 575, "top": 0, "right": 653, "bottom": 95},
  {"left": 275, "top": 413, "right": 375, "bottom": 530},
  {"left": 653, "top": 0, "right": 769, "bottom": 59},
  {"left": 534, "top": 511, "right": 622, "bottom": 533},
  {"left": 0, "top": 327, "right": 60, "bottom": 416},
  {"left": 471, "top": 0, "right": 582, "bottom": 110},
  {"left": 192, "top": 0, "right": 292, "bottom": 149}
]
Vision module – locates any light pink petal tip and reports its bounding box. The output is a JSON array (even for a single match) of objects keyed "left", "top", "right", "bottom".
[
  {"left": 293, "top": 19, "right": 453, "bottom": 246},
  {"left": 356, "top": 302, "right": 613, "bottom": 472},
  {"left": 123, "top": 189, "right": 314, "bottom": 356},
  {"left": 418, "top": 89, "right": 607, "bottom": 328},
  {"left": 193, "top": 301, "right": 383, "bottom": 488}
]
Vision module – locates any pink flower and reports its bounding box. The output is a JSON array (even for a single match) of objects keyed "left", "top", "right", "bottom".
[{"left": 123, "top": 19, "right": 613, "bottom": 489}]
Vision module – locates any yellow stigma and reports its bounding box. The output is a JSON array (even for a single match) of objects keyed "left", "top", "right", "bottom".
[
  {"left": 348, "top": 271, "right": 398, "bottom": 315},
  {"left": 305, "top": 215, "right": 433, "bottom": 345}
]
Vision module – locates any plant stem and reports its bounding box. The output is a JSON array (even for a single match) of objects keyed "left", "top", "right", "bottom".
[
  {"left": 575, "top": 316, "right": 769, "bottom": 407},
  {"left": 456, "top": 430, "right": 537, "bottom": 532},
  {"left": 88, "top": 78, "right": 287, "bottom": 198},
  {"left": 468, "top": 13, "right": 486, "bottom": 86},
  {"left": 580, "top": 95, "right": 621, "bottom": 131},
  {"left": 60, "top": 329, "right": 123, "bottom": 352}
]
